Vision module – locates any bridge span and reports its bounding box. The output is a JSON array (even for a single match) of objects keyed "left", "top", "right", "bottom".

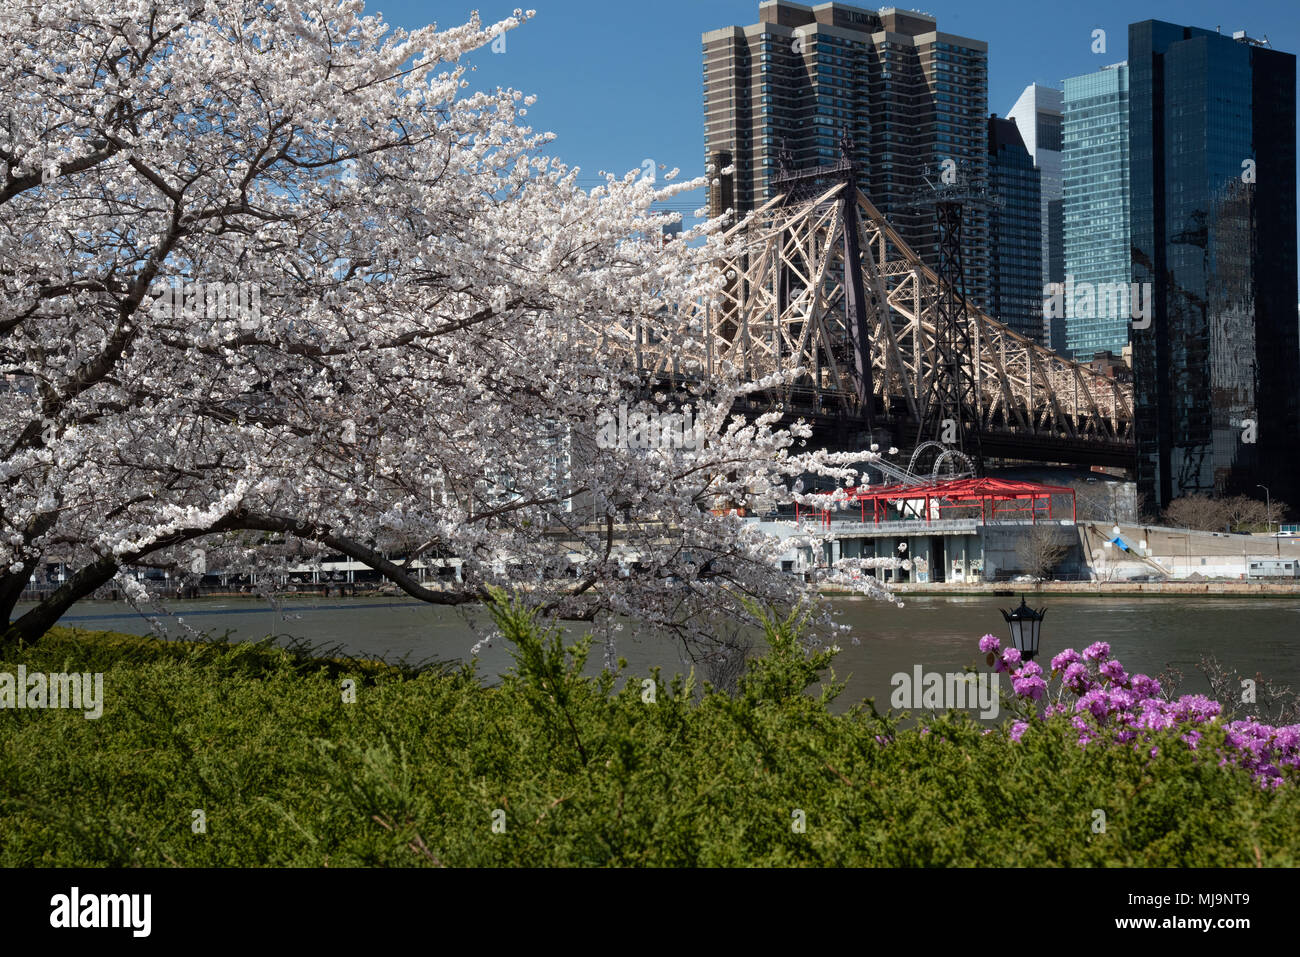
[{"left": 624, "top": 179, "right": 1135, "bottom": 470}]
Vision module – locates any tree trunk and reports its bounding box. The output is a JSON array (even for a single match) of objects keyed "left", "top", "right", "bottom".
[
  {"left": 1, "top": 556, "right": 119, "bottom": 647},
  {"left": 1, "top": 512, "right": 60, "bottom": 625},
  {"left": 0, "top": 562, "right": 38, "bottom": 626},
  {"left": 1, "top": 509, "right": 483, "bottom": 648}
]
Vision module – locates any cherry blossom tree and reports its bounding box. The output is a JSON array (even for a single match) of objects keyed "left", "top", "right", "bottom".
[{"left": 1, "top": 1, "right": 895, "bottom": 655}]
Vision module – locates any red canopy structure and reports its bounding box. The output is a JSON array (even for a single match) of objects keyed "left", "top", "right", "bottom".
[{"left": 796, "top": 477, "right": 1077, "bottom": 526}]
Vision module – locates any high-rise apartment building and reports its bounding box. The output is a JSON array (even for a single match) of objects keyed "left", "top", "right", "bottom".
[
  {"left": 987, "top": 116, "right": 1042, "bottom": 341},
  {"left": 1061, "top": 63, "right": 1131, "bottom": 360},
  {"left": 703, "top": 2, "right": 990, "bottom": 308},
  {"left": 1006, "top": 84, "right": 1064, "bottom": 349},
  {"left": 1129, "top": 21, "right": 1299, "bottom": 509}
]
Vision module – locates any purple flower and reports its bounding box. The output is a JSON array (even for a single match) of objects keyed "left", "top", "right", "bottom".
[
  {"left": 969, "top": 631, "right": 1298, "bottom": 788},
  {"left": 1130, "top": 673, "right": 1161, "bottom": 698},
  {"left": 1076, "top": 689, "right": 1110, "bottom": 722},
  {"left": 1008, "top": 660, "right": 1050, "bottom": 696},
  {"left": 1099, "top": 659, "right": 1128, "bottom": 684},
  {"left": 1224, "top": 721, "right": 1271, "bottom": 754},
  {"left": 1106, "top": 687, "right": 1138, "bottom": 711},
  {"left": 1017, "top": 660, "right": 1044, "bottom": 678},
  {"left": 1083, "top": 641, "right": 1111, "bottom": 663},
  {"left": 1063, "top": 661, "right": 1093, "bottom": 695},
  {"left": 1274, "top": 726, "right": 1300, "bottom": 752},
  {"left": 1136, "top": 699, "right": 1175, "bottom": 731},
  {"left": 1012, "top": 672, "right": 1048, "bottom": 701},
  {"left": 1050, "top": 648, "right": 1082, "bottom": 672},
  {"left": 1171, "top": 694, "right": 1222, "bottom": 724}
]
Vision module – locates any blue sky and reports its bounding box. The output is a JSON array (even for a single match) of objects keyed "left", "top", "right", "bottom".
[{"left": 375, "top": 0, "right": 1299, "bottom": 224}]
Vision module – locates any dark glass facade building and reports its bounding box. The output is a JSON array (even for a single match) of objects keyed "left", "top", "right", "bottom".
[
  {"left": 988, "top": 116, "right": 1043, "bottom": 341},
  {"left": 1129, "top": 21, "right": 1299, "bottom": 509}
]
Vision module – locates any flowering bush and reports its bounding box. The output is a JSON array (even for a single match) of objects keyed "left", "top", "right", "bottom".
[
  {"left": 5, "top": 617, "right": 1300, "bottom": 865},
  {"left": 981, "top": 634, "right": 1300, "bottom": 787}
]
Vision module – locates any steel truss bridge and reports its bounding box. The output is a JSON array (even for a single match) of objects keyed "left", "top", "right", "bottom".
[{"left": 624, "top": 179, "right": 1136, "bottom": 469}]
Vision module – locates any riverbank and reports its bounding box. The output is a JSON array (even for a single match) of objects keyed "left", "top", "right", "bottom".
[
  {"left": 29, "top": 577, "right": 1300, "bottom": 608},
  {"left": 13, "top": 592, "right": 1300, "bottom": 714},
  {"left": 822, "top": 580, "right": 1300, "bottom": 597},
  {"left": 2, "top": 614, "right": 1298, "bottom": 866}
]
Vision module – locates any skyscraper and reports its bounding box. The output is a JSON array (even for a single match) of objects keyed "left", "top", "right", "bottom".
[
  {"left": 1129, "top": 21, "right": 1299, "bottom": 509},
  {"left": 703, "top": 2, "right": 990, "bottom": 308},
  {"left": 1061, "top": 63, "right": 1131, "bottom": 360},
  {"left": 1006, "top": 84, "right": 1064, "bottom": 349},
  {"left": 987, "top": 116, "right": 1043, "bottom": 341}
]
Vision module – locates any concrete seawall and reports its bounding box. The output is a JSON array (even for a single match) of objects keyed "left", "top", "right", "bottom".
[{"left": 821, "top": 580, "right": 1300, "bottom": 597}]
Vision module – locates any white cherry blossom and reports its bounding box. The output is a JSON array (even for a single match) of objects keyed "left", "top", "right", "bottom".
[{"left": 0, "top": 2, "right": 897, "bottom": 655}]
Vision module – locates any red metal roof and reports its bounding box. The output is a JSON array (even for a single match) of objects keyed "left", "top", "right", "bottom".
[
  {"left": 836, "top": 477, "right": 1076, "bottom": 504},
  {"left": 797, "top": 476, "right": 1077, "bottom": 525}
]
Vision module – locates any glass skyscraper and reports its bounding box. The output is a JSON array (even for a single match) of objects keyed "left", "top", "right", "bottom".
[
  {"left": 1129, "top": 21, "right": 1299, "bottom": 509},
  {"left": 703, "top": 2, "right": 991, "bottom": 309},
  {"left": 1007, "top": 84, "right": 1064, "bottom": 349},
  {"left": 987, "top": 116, "right": 1043, "bottom": 341},
  {"left": 1061, "top": 63, "right": 1130, "bottom": 360}
]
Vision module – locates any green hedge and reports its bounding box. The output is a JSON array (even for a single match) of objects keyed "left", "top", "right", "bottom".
[{"left": 1, "top": 597, "right": 1296, "bottom": 866}]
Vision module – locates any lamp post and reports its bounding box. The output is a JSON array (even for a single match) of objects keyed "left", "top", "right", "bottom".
[
  {"left": 1000, "top": 596, "right": 1047, "bottom": 662},
  {"left": 1257, "top": 484, "right": 1279, "bottom": 557},
  {"left": 1257, "top": 485, "right": 1272, "bottom": 533}
]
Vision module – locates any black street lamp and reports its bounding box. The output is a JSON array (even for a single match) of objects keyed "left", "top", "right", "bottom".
[{"left": 1000, "top": 596, "right": 1047, "bottom": 662}]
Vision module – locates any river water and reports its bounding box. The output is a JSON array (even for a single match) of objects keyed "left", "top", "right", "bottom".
[{"left": 20, "top": 594, "right": 1300, "bottom": 713}]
